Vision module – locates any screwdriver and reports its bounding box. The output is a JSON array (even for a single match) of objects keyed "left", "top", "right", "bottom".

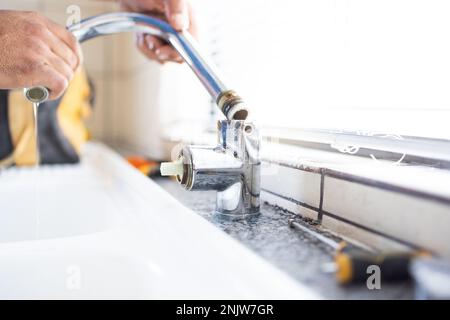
[
  {"left": 331, "top": 243, "right": 424, "bottom": 285},
  {"left": 288, "top": 218, "right": 427, "bottom": 285}
]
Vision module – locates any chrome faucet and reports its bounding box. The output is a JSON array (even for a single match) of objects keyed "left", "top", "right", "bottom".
[
  {"left": 161, "top": 120, "right": 260, "bottom": 219},
  {"left": 24, "top": 12, "right": 248, "bottom": 120},
  {"left": 23, "top": 12, "right": 260, "bottom": 218}
]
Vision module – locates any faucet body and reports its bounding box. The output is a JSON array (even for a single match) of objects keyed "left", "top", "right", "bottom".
[
  {"left": 176, "top": 121, "right": 260, "bottom": 219},
  {"left": 24, "top": 13, "right": 261, "bottom": 217}
]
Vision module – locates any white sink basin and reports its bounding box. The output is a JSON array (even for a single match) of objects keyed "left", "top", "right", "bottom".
[{"left": 0, "top": 143, "right": 319, "bottom": 299}]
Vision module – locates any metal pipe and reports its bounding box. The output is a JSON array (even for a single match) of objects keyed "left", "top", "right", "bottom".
[{"left": 25, "top": 12, "right": 248, "bottom": 120}]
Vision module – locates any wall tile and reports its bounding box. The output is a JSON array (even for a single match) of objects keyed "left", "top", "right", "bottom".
[
  {"left": 1, "top": 0, "right": 41, "bottom": 10},
  {"left": 262, "top": 190, "right": 318, "bottom": 220},
  {"left": 261, "top": 163, "right": 321, "bottom": 209},
  {"left": 321, "top": 215, "right": 409, "bottom": 252},
  {"left": 323, "top": 176, "right": 450, "bottom": 256}
]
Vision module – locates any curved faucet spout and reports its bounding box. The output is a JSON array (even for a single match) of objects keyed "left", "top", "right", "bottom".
[{"left": 68, "top": 12, "right": 248, "bottom": 120}]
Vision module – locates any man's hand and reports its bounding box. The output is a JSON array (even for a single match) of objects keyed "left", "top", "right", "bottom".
[
  {"left": 120, "top": 0, "right": 197, "bottom": 64},
  {"left": 0, "top": 10, "right": 82, "bottom": 99}
]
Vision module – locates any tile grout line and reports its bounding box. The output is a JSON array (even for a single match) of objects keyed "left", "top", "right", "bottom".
[{"left": 317, "top": 171, "right": 325, "bottom": 223}]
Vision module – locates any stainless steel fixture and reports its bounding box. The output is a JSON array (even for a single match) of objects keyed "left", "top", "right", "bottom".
[
  {"left": 23, "top": 86, "right": 49, "bottom": 104},
  {"left": 161, "top": 120, "right": 261, "bottom": 219},
  {"left": 25, "top": 12, "right": 248, "bottom": 120},
  {"left": 23, "top": 12, "right": 260, "bottom": 217}
]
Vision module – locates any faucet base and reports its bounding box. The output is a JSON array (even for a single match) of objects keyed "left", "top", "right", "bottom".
[
  {"left": 163, "top": 120, "right": 261, "bottom": 221},
  {"left": 214, "top": 179, "right": 260, "bottom": 220}
]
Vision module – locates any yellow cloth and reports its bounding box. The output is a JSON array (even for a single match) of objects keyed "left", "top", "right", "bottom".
[{"left": 6, "top": 69, "right": 92, "bottom": 166}]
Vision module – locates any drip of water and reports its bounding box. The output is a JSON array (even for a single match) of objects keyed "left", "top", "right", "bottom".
[
  {"left": 32, "top": 102, "right": 40, "bottom": 239},
  {"left": 32, "top": 102, "right": 40, "bottom": 166}
]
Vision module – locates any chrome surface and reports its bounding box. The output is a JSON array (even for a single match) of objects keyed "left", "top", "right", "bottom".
[
  {"left": 178, "top": 120, "right": 260, "bottom": 219},
  {"left": 23, "top": 86, "right": 49, "bottom": 104},
  {"left": 24, "top": 12, "right": 248, "bottom": 119},
  {"left": 70, "top": 13, "right": 226, "bottom": 99}
]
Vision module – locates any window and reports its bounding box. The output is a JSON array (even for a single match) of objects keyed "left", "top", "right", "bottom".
[{"left": 192, "top": 0, "right": 450, "bottom": 142}]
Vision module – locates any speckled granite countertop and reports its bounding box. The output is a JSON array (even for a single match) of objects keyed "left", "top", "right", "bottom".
[{"left": 155, "top": 178, "right": 414, "bottom": 299}]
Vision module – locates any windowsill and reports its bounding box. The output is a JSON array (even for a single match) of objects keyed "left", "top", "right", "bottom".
[{"left": 161, "top": 127, "right": 450, "bottom": 257}]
